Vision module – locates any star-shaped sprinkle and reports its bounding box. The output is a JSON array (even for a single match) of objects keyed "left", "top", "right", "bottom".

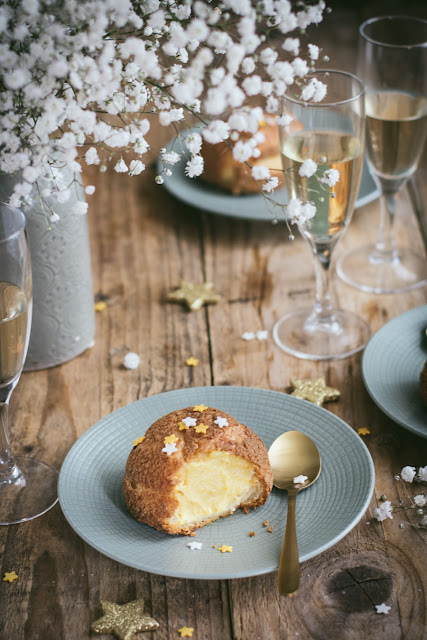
[
  {"left": 375, "top": 603, "right": 391, "bottom": 615},
  {"left": 94, "top": 301, "right": 107, "bottom": 312},
  {"left": 162, "top": 442, "right": 177, "bottom": 455},
  {"left": 214, "top": 416, "right": 228, "bottom": 428},
  {"left": 133, "top": 436, "right": 146, "bottom": 447},
  {"left": 178, "top": 421, "right": 189, "bottom": 430},
  {"left": 91, "top": 599, "right": 159, "bottom": 640},
  {"left": 293, "top": 475, "right": 308, "bottom": 485},
  {"left": 242, "top": 332, "right": 255, "bottom": 341},
  {"left": 194, "top": 423, "right": 209, "bottom": 434},
  {"left": 164, "top": 434, "right": 179, "bottom": 445},
  {"left": 3, "top": 571, "right": 18, "bottom": 582},
  {"left": 181, "top": 416, "right": 197, "bottom": 427},
  {"left": 290, "top": 377, "right": 340, "bottom": 406},
  {"left": 185, "top": 357, "right": 199, "bottom": 366},
  {"left": 358, "top": 427, "right": 371, "bottom": 436},
  {"left": 218, "top": 545, "right": 232, "bottom": 553},
  {"left": 256, "top": 330, "right": 268, "bottom": 340},
  {"left": 187, "top": 541, "right": 203, "bottom": 551},
  {"left": 193, "top": 404, "right": 208, "bottom": 412},
  {"left": 167, "top": 281, "right": 220, "bottom": 311},
  {"left": 178, "top": 627, "right": 194, "bottom": 638}
]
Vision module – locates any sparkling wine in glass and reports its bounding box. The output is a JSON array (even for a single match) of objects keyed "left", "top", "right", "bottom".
[
  {"left": 337, "top": 16, "right": 427, "bottom": 294},
  {"left": 0, "top": 202, "right": 58, "bottom": 525},
  {"left": 273, "top": 70, "right": 370, "bottom": 360}
]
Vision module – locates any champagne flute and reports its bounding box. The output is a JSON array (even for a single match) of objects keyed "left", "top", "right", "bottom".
[
  {"left": 273, "top": 70, "right": 370, "bottom": 360},
  {"left": 337, "top": 16, "right": 427, "bottom": 294},
  {"left": 0, "top": 202, "right": 58, "bottom": 524}
]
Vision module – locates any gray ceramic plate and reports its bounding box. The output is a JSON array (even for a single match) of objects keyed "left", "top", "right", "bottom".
[
  {"left": 159, "top": 141, "right": 380, "bottom": 221},
  {"left": 58, "top": 386, "right": 375, "bottom": 580},
  {"left": 362, "top": 304, "right": 427, "bottom": 439}
]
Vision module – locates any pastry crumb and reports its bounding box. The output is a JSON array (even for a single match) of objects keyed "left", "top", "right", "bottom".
[
  {"left": 263, "top": 520, "right": 269, "bottom": 527},
  {"left": 267, "top": 526, "right": 273, "bottom": 533},
  {"left": 249, "top": 531, "right": 256, "bottom": 538}
]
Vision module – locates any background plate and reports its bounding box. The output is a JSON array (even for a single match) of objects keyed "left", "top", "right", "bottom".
[
  {"left": 362, "top": 304, "right": 427, "bottom": 439},
  {"left": 159, "top": 143, "right": 380, "bottom": 221},
  {"left": 58, "top": 386, "right": 375, "bottom": 580}
]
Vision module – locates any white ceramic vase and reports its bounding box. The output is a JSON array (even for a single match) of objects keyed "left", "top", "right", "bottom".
[{"left": 0, "top": 166, "right": 95, "bottom": 370}]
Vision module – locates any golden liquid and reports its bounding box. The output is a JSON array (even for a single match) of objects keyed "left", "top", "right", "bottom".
[
  {"left": 281, "top": 131, "right": 363, "bottom": 239},
  {"left": 0, "top": 282, "right": 30, "bottom": 386},
  {"left": 366, "top": 90, "right": 427, "bottom": 181}
]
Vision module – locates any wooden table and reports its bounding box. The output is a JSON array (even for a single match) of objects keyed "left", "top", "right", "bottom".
[{"left": 1, "top": 5, "right": 427, "bottom": 639}]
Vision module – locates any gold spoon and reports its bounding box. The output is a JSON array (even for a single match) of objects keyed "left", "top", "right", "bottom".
[{"left": 268, "top": 430, "right": 321, "bottom": 596}]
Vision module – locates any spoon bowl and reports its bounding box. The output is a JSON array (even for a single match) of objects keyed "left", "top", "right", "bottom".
[{"left": 268, "top": 430, "right": 321, "bottom": 596}]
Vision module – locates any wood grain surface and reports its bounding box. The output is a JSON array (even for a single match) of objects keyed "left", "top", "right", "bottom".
[{"left": 1, "top": 4, "right": 427, "bottom": 639}]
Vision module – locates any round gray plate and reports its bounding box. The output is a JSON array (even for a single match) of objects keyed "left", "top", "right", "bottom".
[
  {"left": 159, "top": 142, "right": 380, "bottom": 221},
  {"left": 362, "top": 304, "right": 427, "bottom": 439},
  {"left": 58, "top": 386, "right": 375, "bottom": 580}
]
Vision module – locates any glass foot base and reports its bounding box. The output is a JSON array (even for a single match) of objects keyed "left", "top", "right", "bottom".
[
  {"left": 273, "top": 308, "right": 371, "bottom": 360},
  {"left": 0, "top": 457, "right": 58, "bottom": 525},
  {"left": 336, "top": 246, "right": 427, "bottom": 294}
]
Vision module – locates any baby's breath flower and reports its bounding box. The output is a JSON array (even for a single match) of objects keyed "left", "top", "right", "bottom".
[
  {"left": 114, "top": 159, "right": 128, "bottom": 174},
  {"left": 185, "top": 155, "right": 204, "bottom": 178},
  {"left": 419, "top": 466, "right": 427, "bottom": 482},
  {"left": 374, "top": 500, "right": 393, "bottom": 522},
  {"left": 401, "top": 466, "right": 416, "bottom": 483},
  {"left": 299, "top": 158, "right": 317, "bottom": 178},
  {"left": 251, "top": 165, "right": 271, "bottom": 180},
  {"left": 262, "top": 176, "right": 279, "bottom": 193},
  {"left": 0, "top": 0, "right": 328, "bottom": 224},
  {"left": 320, "top": 168, "right": 340, "bottom": 187}
]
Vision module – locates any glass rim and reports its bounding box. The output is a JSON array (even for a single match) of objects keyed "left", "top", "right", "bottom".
[
  {"left": 284, "top": 69, "right": 365, "bottom": 108},
  {"left": 0, "top": 202, "right": 26, "bottom": 244},
  {"left": 360, "top": 15, "right": 427, "bottom": 49}
]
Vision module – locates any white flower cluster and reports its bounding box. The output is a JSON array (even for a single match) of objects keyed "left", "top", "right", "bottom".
[
  {"left": 373, "top": 465, "right": 427, "bottom": 529},
  {"left": 0, "top": 0, "right": 326, "bottom": 214}
]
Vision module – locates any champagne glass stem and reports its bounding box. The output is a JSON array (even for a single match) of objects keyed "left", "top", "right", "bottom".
[
  {"left": 0, "top": 396, "right": 20, "bottom": 483},
  {"left": 310, "top": 240, "right": 336, "bottom": 325},
  {"left": 371, "top": 192, "right": 398, "bottom": 262}
]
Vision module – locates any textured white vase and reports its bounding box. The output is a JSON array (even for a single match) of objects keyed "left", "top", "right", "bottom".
[{"left": 0, "top": 166, "right": 95, "bottom": 370}]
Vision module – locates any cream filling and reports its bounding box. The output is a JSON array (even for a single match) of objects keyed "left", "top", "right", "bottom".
[{"left": 172, "top": 450, "right": 258, "bottom": 526}]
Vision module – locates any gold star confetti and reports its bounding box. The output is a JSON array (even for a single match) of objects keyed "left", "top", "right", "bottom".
[
  {"left": 185, "top": 357, "right": 199, "bottom": 366},
  {"left": 133, "top": 436, "right": 145, "bottom": 447},
  {"left": 193, "top": 404, "right": 208, "bottom": 412},
  {"left": 167, "top": 281, "right": 220, "bottom": 311},
  {"left": 164, "top": 434, "right": 179, "bottom": 444},
  {"left": 194, "top": 423, "right": 209, "bottom": 434},
  {"left": 218, "top": 545, "right": 232, "bottom": 553},
  {"left": 91, "top": 599, "right": 159, "bottom": 640},
  {"left": 177, "top": 627, "right": 194, "bottom": 637},
  {"left": 3, "top": 571, "right": 18, "bottom": 582},
  {"left": 95, "top": 301, "right": 107, "bottom": 312},
  {"left": 289, "top": 377, "right": 340, "bottom": 406},
  {"left": 358, "top": 427, "right": 371, "bottom": 436},
  {"left": 178, "top": 421, "right": 189, "bottom": 430}
]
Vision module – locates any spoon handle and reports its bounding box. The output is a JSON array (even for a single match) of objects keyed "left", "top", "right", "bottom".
[{"left": 278, "top": 488, "right": 299, "bottom": 596}]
